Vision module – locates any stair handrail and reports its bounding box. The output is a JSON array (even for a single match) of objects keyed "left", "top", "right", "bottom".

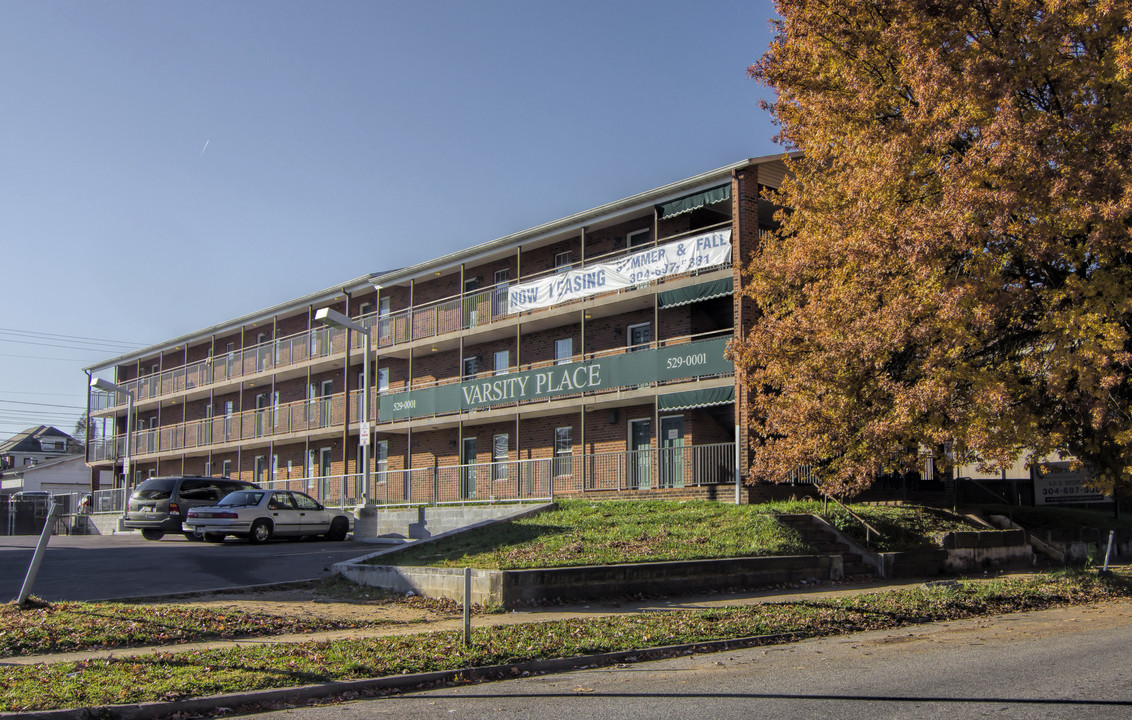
[{"left": 822, "top": 492, "right": 882, "bottom": 549}]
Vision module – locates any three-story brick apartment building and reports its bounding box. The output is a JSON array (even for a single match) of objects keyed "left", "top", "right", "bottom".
[{"left": 85, "top": 155, "right": 790, "bottom": 506}]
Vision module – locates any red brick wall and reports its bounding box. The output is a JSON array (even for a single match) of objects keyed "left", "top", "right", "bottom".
[
  {"left": 520, "top": 235, "right": 581, "bottom": 278},
  {"left": 520, "top": 323, "right": 580, "bottom": 367},
  {"left": 584, "top": 216, "right": 654, "bottom": 260}
]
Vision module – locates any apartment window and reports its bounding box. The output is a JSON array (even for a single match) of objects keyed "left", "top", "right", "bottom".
[
  {"left": 377, "top": 366, "right": 390, "bottom": 393},
  {"left": 627, "top": 322, "right": 651, "bottom": 351},
  {"left": 494, "top": 350, "right": 509, "bottom": 376},
  {"left": 555, "top": 338, "right": 572, "bottom": 365},
  {"left": 553, "top": 427, "right": 573, "bottom": 477},
  {"left": 256, "top": 332, "right": 270, "bottom": 371},
  {"left": 492, "top": 433, "right": 508, "bottom": 481},
  {"left": 493, "top": 269, "right": 510, "bottom": 316},
  {"left": 358, "top": 301, "right": 373, "bottom": 317},
  {"left": 378, "top": 297, "right": 391, "bottom": 338},
  {"left": 253, "top": 455, "right": 265, "bottom": 485},
  {"left": 374, "top": 439, "right": 388, "bottom": 473},
  {"left": 271, "top": 455, "right": 279, "bottom": 483},
  {"left": 203, "top": 460, "right": 212, "bottom": 477},
  {"left": 627, "top": 228, "right": 651, "bottom": 247},
  {"left": 554, "top": 251, "right": 573, "bottom": 272},
  {"left": 463, "top": 356, "right": 479, "bottom": 379},
  {"left": 221, "top": 459, "right": 231, "bottom": 478}
]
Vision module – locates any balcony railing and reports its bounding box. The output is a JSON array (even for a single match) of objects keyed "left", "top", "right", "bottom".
[
  {"left": 88, "top": 332, "right": 733, "bottom": 459},
  {"left": 214, "top": 442, "right": 738, "bottom": 508},
  {"left": 92, "top": 224, "right": 733, "bottom": 410},
  {"left": 68, "top": 444, "right": 736, "bottom": 519}
]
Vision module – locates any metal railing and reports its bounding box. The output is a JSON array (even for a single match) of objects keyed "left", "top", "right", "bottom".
[
  {"left": 74, "top": 443, "right": 737, "bottom": 513},
  {"left": 88, "top": 332, "right": 734, "bottom": 459},
  {"left": 92, "top": 225, "right": 734, "bottom": 410}
]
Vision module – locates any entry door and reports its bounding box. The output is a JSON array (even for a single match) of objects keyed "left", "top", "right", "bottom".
[
  {"left": 319, "top": 380, "right": 333, "bottom": 427},
  {"left": 628, "top": 419, "right": 651, "bottom": 489},
  {"left": 317, "top": 447, "right": 333, "bottom": 500},
  {"left": 659, "top": 416, "right": 685, "bottom": 488},
  {"left": 255, "top": 393, "right": 267, "bottom": 437},
  {"left": 461, "top": 437, "right": 477, "bottom": 499}
]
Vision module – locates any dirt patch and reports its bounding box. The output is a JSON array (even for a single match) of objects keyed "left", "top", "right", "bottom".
[{"left": 140, "top": 579, "right": 466, "bottom": 624}]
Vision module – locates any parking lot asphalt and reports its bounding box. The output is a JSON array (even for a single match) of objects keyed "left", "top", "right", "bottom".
[{"left": 0, "top": 532, "right": 372, "bottom": 602}]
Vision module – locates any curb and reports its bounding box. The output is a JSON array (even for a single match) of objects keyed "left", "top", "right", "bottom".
[{"left": 1, "top": 631, "right": 807, "bottom": 720}]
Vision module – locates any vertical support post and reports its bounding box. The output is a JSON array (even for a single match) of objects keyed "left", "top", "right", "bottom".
[
  {"left": 123, "top": 391, "right": 133, "bottom": 489},
  {"left": 734, "top": 423, "right": 741, "bottom": 505},
  {"left": 18, "top": 503, "right": 61, "bottom": 607},
  {"left": 463, "top": 567, "right": 472, "bottom": 647},
  {"left": 1102, "top": 529, "right": 1115, "bottom": 575}
]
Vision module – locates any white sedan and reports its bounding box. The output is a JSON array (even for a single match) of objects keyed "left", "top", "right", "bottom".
[{"left": 186, "top": 489, "right": 352, "bottom": 544}]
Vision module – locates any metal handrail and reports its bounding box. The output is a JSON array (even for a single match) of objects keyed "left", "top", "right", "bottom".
[{"left": 822, "top": 492, "right": 883, "bottom": 548}]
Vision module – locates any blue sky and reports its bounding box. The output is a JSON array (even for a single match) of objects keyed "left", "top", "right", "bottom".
[{"left": 0, "top": 0, "right": 781, "bottom": 439}]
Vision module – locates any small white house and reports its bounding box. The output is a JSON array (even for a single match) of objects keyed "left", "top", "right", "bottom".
[{"left": 1, "top": 455, "right": 89, "bottom": 497}]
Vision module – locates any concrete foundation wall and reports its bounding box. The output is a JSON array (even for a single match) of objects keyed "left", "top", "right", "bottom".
[
  {"left": 941, "top": 530, "right": 1033, "bottom": 572},
  {"left": 335, "top": 554, "right": 843, "bottom": 609},
  {"left": 353, "top": 502, "right": 552, "bottom": 542}
]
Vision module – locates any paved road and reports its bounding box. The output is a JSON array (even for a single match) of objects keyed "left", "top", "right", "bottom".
[
  {"left": 236, "top": 601, "right": 1132, "bottom": 720},
  {"left": 0, "top": 533, "right": 374, "bottom": 601}
]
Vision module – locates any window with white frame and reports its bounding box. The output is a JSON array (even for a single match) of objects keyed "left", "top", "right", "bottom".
[
  {"left": 492, "top": 433, "right": 508, "bottom": 481},
  {"left": 494, "top": 349, "right": 509, "bottom": 375},
  {"left": 627, "top": 228, "right": 650, "bottom": 247},
  {"left": 627, "top": 322, "right": 651, "bottom": 351},
  {"left": 553, "top": 427, "right": 572, "bottom": 477},
  {"left": 463, "top": 356, "right": 478, "bottom": 379},
  {"left": 555, "top": 338, "right": 572, "bottom": 365},
  {"left": 554, "top": 251, "right": 572, "bottom": 272}
]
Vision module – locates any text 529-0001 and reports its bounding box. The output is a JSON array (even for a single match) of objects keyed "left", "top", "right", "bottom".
[{"left": 666, "top": 353, "right": 708, "bottom": 370}]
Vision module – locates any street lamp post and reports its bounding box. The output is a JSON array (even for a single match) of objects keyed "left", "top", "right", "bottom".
[
  {"left": 314, "top": 307, "right": 373, "bottom": 505},
  {"left": 90, "top": 377, "right": 135, "bottom": 489}
]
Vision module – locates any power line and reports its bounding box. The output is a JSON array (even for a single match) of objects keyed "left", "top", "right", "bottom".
[
  {"left": 0, "top": 338, "right": 139, "bottom": 353},
  {"left": 0, "top": 352, "right": 98, "bottom": 362},
  {"left": 0, "top": 399, "right": 88, "bottom": 410},
  {"left": 0, "top": 327, "right": 145, "bottom": 348}
]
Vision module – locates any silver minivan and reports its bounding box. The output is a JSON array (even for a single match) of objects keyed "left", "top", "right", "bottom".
[{"left": 124, "top": 476, "right": 258, "bottom": 540}]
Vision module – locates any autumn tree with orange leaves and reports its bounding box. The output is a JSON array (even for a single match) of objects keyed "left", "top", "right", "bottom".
[{"left": 735, "top": 0, "right": 1132, "bottom": 498}]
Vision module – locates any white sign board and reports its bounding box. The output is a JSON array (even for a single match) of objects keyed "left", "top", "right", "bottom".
[
  {"left": 507, "top": 228, "right": 732, "bottom": 313},
  {"left": 359, "top": 421, "right": 371, "bottom": 446},
  {"left": 1033, "top": 462, "right": 1109, "bottom": 505}
]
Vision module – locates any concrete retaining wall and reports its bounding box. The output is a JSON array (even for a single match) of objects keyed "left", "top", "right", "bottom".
[
  {"left": 880, "top": 550, "right": 948, "bottom": 578},
  {"left": 940, "top": 529, "right": 1033, "bottom": 571},
  {"left": 353, "top": 502, "right": 552, "bottom": 542},
  {"left": 335, "top": 554, "right": 843, "bottom": 608}
]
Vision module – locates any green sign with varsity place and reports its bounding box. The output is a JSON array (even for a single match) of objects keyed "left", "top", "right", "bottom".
[{"left": 378, "top": 336, "right": 733, "bottom": 422}]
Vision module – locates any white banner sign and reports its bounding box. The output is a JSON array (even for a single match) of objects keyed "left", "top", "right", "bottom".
[{"left": 508, "top": 228, "right": 732, "bottom": 313}]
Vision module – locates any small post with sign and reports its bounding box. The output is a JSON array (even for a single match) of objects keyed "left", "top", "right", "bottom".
[{"left": 18, "top": 502, "right": 61, "bottom": 608}]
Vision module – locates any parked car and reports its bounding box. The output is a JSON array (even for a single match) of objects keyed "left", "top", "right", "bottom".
[
  {"left": 124, "top": 476, "right": 259, "bottom": 541},
  {"left": 185, "top": 489, "right": 352, "bottom": 544}
]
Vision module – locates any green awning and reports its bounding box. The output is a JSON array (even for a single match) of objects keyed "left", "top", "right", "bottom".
[
  {"left": 658, "top": 385, "right": 735, "bottom": 411},
  {"left": 657, "top": 277, "right": 734, "bottom": 308},
  {"left": 659, "top": 184, "right": 731, "bottom": 219}
]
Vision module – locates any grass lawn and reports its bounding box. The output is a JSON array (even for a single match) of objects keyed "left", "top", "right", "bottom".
[
  {"left": 0, "top": 580, "right": 452, "bottom": 658},
  {"left": 2, "top": 572, "right": 1127, "bottom": 713},
  {"left": 762, "top": 500, "right": 985, "bottom": 552},
  {"left": 378, "top": 499, "right": 982, "bottom": 569},
  {"left": 381, "top": 499, "right": 813, "bottom": 569}
]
